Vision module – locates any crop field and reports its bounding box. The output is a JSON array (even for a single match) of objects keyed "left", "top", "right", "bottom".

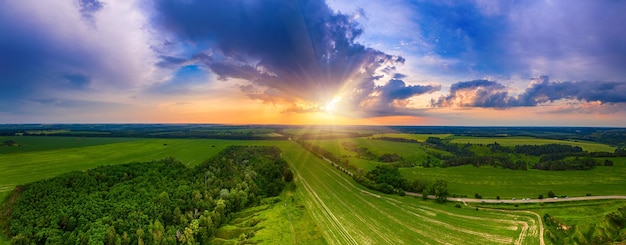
[
  {"left": 0, "top": 136, "right": 140, "bottom": 154},
  {"left": 401, "top": 157, "right": 626, "bottom": 199},
  {"left": 306, "top": 138, "right": 451, "bottom": 170},
  {"left": 281, "top": 140, "right": 543, "bottom": 244},
  {"left": 449, "top": 136, "right": 616, "bottom": 152}
]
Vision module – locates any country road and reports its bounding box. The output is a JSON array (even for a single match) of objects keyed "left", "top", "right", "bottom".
[
  {"left": 405, "top": 192, "right": 626, "bottom": 203},
  {"left": 316, "top": 142, "right": 626, "bottom": 205},
  {"left": 316, "top": 150, "right": 626, "bottom": 205}
]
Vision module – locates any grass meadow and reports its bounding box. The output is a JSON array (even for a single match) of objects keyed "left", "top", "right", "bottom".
[{"left": 401, "top": 157, "right": 626, "bottom": 199}]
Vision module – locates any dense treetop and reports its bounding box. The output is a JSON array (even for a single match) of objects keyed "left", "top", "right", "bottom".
[{"left": 0, "top": 146, "right": 291, "bottom": 244}]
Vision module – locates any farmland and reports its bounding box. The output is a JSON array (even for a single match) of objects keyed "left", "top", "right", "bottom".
[
  {"left": 279, "top": 140, "right": 542, "bottom": 244},
  {"left": 1, "top": 125, "right": 626, "bottom": 244},
  {"left": 0, "top": 137, "right": 289, "bottom": 199},
  {"left": 1, "top": 136, "right": 543, "bottom": 244},
  {"left": 450, "top": 136, "right": 616, "bottom": 153},
  {"left": 400, "top": 158, "right": 626, "bottom": 199},
  {"left": 302, "top": 132, "right": 625, "bottom": 199}
]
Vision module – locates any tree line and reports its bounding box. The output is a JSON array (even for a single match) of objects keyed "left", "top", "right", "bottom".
[{"left": 0, "top": 146, "right": 291, "bottom": 244}]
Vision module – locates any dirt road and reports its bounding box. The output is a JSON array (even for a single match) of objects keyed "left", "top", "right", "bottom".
[{"left": 405, "top": 192, "right": 626, "bottom": 203}]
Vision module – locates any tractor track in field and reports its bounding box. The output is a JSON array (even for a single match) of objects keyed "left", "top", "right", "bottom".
[
  {"left": 292, "top": 167, "right": 358, "bottom": 245},
  {"left": 314, "top": 154, "right": 450, "bottom": 243},
  {"left": 316, "top": 155, "right": 504, "bottom": 244},
  {"left": 298, "top": 142, "right": 550, "bottom": 244},
  {"left": 382, "top": 198, "right": 516, "bottom": 244},
  {"left": 316, "top": 152, "right": 529, "bottom": 244},
  {"left": 301, "top": 163, "right": 399, "bottom": 244}
]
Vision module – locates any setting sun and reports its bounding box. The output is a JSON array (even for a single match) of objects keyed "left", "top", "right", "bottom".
[{"left": 324, "top": 96, "right": 343, "bottom": 114}]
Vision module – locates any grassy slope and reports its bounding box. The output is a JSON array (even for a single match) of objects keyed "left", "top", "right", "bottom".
[
  {"left": 212, "top": 187, "right": 326, "bottom": 244},
  {"left": 476, "top": 199, "right": 626, "bottom": 244},
  {"left": 450, "top": 136, "right": 616, "bottom": 152}
]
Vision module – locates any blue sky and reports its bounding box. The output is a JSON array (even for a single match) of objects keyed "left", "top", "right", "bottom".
[{"left": 1, "top": 0, "right": 625, "bottom": 126}]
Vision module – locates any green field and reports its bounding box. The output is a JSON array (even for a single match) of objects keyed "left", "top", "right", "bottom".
[
  {"left": 0, "top": 137, "right": 288, "bottom": 196},
  {"left": 3, "top": 135, "right": 626, "bottom": 244},
  {"left": 476, "top": 199, "right": 626, "bottom": 244},
  {"left": 1, "top": 136, "right": 544, "bottom": 244},
  {"left": 304, "top": 135, "right": 625, "bottom": 199},
  {"left": 375, "top": 133, "right": 453, "bottom": 141},
  {"left": 282, "top": 140, "right": 542, "bottom": 244},
  {"left": 0, "top": 136, "right": 140, "bottom": 154},
  {"left": 212, "top": 187, "right": 326, "bottom": 244},
  {"left": 401, "top": 157, "right": 626, "bottom": 199},
  {"left": 450, "top": 136, "right": 616, "bottom": 152},
  {"left": 306, "top": 138, "right": 451, "bottom": 171}
]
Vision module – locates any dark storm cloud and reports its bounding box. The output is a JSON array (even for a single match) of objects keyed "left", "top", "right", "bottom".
[
  {"left": 433, "top": 77, "right": 626, "bottom": 111},
  {"left": 149, "top": 0, "right": 426, "bottom": 116}
]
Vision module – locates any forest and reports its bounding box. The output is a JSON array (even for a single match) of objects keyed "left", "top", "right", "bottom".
[{"left": 0, "top": 146, "right": 291, "bottom": 244}]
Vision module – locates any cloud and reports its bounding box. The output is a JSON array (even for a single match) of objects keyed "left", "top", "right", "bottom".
[
  {"left": 362, "top": 0, "right": 626, "bottom": 81},
  {"left": 433, "top": 76, "right": 626, "bottom": 112},
  {"left": 367, "top": 79, "right": 440, "bottom": 116},
  {"left": 514, "top": 76, "right": 626, "bottom": 106},
  {"left": 78, "top": 0, "right": 104, "bottom": 23},
  {"left": 432, "top": 79, "right": 510, "bottom": 108},
  {"left": 503, "top": 1, "right": 626, "bottom": 80},
  {"left": 0, "top": 0, "right": 156, "bottom": 113},
  {"left": 148, "top": 0, "right": 434, "bottom": 117}
]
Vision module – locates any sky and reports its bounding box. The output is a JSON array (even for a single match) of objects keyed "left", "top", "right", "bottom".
[{"left": 1, "top": 0, "right": 626, "bottom": 126}]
